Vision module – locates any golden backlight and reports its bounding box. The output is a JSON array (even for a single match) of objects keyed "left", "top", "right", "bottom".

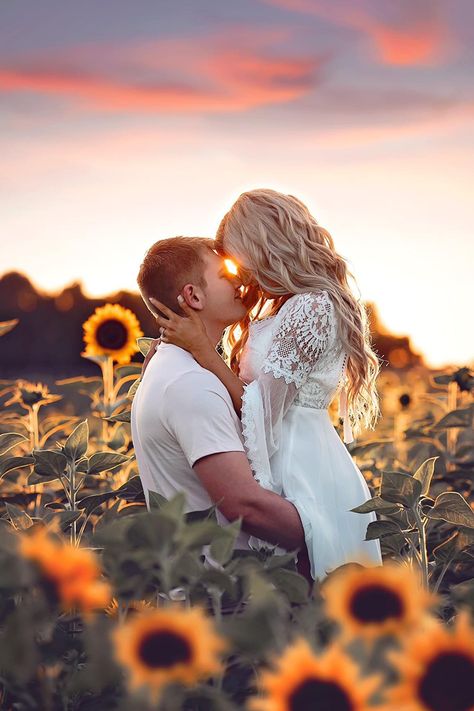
[{"left": 224, "top": 258, "right": 239, "bottom": 276}]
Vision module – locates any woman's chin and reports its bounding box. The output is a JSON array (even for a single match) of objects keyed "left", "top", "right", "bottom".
[{"left": 233, "top": 301, "right": 248, "bottom": 320}]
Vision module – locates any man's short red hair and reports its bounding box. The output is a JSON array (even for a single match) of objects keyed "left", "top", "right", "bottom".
[{"left": 137, "top": 236, "right": 214, "bottom": 315}]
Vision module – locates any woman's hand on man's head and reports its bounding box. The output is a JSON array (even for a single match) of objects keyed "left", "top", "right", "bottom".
[{"left": 148, "top": 296, "right": 211, "bottom": 357}]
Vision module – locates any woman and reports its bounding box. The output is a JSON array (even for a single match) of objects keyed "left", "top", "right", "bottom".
[{"left": 148, "top": 189, "right": 383, "bottom": 581}]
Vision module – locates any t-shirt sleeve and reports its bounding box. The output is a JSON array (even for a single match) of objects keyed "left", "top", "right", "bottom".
[{"left": 165, "top": 372, "right": 245, "bottom": 468}]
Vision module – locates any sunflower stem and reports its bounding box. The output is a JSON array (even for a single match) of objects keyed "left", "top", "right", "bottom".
[
  {"left": 101, "top": 356, "right": 115, "bottom": 444},
  {"left": 446, "top": 380, "right": 458, "bottom": 472},
  {"left": 29, "top": 403, "right": 42, "bottom": 516},
  {"left": 432, "top": 559, "right": 451, "bottom": 594},
  {"left": 404, "top": 533, "right": 422, "bottom": 567},
  {"left": 69, "top": 462, "right": 78, "bottom": 547},
  {"left": 29, "top": 404, "right": 40, "bottom": 450},
  {"left": 210, "top": 588, "right": 224, "bottom": 690},
  {"left": 57, "top": 473, "right": 73, "bottom": 508},
  {"left": 412, "top": 505, "right": 429, "bottom": 588}
]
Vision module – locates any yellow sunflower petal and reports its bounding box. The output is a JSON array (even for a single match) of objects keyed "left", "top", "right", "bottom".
[
  {"left": 385, "top": 608, "right": 474, "bottom": 710},
  {"left": 112, "top": 606, "right": 227, "bottom": 702},
  {"left": 322, "top": 560, "right": 438, "bottom": 642},
  {"left": 82, "top": 303, "right": 143, "bottom": 365},
  {"left": 250, "top": 638, "right": 381, "bottom": 711}
]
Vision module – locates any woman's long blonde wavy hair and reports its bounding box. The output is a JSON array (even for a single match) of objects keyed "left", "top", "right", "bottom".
[{"left": 215, "top": 188, "right": 381, "bottom": 435}]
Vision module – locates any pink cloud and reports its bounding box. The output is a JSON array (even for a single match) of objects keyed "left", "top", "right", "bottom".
[
  {"left": 260, "top": 0, "right": 449, "bottom": 66},
  {"left": 0, "top": 29, "right": 324, "bottom": 113}
]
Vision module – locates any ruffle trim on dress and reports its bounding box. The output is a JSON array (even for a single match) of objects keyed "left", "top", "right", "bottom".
[
  {"left": 241, "top": 382, "right": 274, "bottom": 491},
  {"left": 242, "top": 383, "right": 282, "bottom": 554}
]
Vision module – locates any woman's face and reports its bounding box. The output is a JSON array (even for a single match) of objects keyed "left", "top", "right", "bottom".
[
  {"left": 221, "top": 238, "right": 283, "bottom": 298},
  {"left": 219, "top": 239, "right": 255, "bottom": 288}
]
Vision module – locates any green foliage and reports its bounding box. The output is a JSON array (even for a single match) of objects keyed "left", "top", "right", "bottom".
[{"left": 0, "top": 361, "right": 473, "bottom": 708}]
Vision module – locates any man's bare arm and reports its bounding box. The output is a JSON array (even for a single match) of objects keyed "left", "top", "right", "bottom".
[{"left": 193, "top": 451, "right": 305, "bottom": 551}]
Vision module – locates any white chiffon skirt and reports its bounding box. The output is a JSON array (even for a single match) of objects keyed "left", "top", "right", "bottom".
[{"left": 250, "top": 405, "right": 383, "bottom": 581}]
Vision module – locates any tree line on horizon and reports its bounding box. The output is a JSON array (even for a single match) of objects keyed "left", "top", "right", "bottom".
[{"left": 0, "top": 271, "right": 423, "bottom": 379}]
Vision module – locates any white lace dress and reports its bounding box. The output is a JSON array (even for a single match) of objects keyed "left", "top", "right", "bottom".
[{"left": 239, "top": 290, "right": 382, "bottom": 581}]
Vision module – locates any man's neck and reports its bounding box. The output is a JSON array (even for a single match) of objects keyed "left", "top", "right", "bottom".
[{"left": 200, "top": 318, "right": 228, "bottom": 348}]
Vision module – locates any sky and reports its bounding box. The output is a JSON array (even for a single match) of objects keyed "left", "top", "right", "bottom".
[{"left": 1, "top": 0, "right": 473, "bottom": 368}]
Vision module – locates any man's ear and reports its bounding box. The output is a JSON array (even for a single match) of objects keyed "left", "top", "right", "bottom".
[{"left": 181, "top": 283, "right": 205, "bottom": 311}]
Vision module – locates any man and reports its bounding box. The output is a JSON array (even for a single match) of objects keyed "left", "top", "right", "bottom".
[{"left": 132, "top": 236, "right": 308, "bottom": 561}]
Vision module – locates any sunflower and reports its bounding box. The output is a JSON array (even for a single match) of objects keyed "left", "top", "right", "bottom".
[
  {"left": 105, "top": 597, "right": 154, "bottom": 618},
  {"left": 5, "top": 380, "right": 62, "bottom": 409},
  {"left": 386, "top": 608, "right": 474, "bottom": 710},
  {"left": 322, "top": 561, "right": 438, "bottom": 642},
  {"left": 250, "top": 638, "right": 381, "bottom": 711},
  {"left": 82, "top": 304, "right": 143, "bottom": 365},
  {"left": 19, "top": 527, "right": 111, "bottom": 615},
  {"left": 378, "top": 367, "right": 430, "bottom": 418},
  {"left": 112, "top": 606, "right": 227, "bottom": 702}
]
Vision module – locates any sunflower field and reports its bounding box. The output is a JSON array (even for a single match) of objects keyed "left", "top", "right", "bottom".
[{"left": 0, "top": 308, "right": 473, "bottom": 711}]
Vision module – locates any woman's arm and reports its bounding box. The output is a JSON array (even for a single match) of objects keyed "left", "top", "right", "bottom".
[{"left": 192, "top": 343, "right": 244, "bottom": 416}]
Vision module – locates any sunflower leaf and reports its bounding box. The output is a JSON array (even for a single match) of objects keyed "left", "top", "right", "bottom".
[
  {"left": 105, "top": 410, "right": 131, "bottom": 423},
  {"left": 33, "top": 449, "right": 68, "bottom": 479},
  {"left": 114, "top": 475, "right": 145, "bottom": 503},
  {"left": 210, "top": 519, "right": 242, "bottom": 565},
  {"left": 350, "top": 495, "right": 401, "bottom": 514},
  {"left": 180, "top": 520, "right": 220, "bottom": 549},
  {"left": 5, "top": 503, "right": 33, "bottom": 531},
  {"left": 264, "top": 551, "right": 299, "bottom": 571},
  {"left": 433, "top": 407, "right": 473, "bottom": 430},
  {"left": 365, "top": 519, "right": 402, "bottom": 540},
  {"left": 425, "top": 492, "right": 474, "bottom": 528},
  {"left": 77, "top": 491, "right": 118, "bottom": 517},
  {"left": 0, "top": 455, "right": 34, "bottom": 479},
  {"left": 413, "top": 457, "right": 438, "bottom": 497},
  {"left": 268, "top": 568, "right": 309, "bottom": 604},
  {"left": 147, "top": 489, "right": 169, "bottom": 510},
  {"left": 0, "top": 319, "right": 18, "bottom": 337},
  {"left": 63, "top": 420, "right": 89, "bottom": 461},
  {"left": 137, "top": 337, "right": 155, "bottom": 357},
  {"left": 158, "top": 491, "right": 187, "bottom": 521},
  {"left": 433, "top": 528, "right": 474, "bottom": 563},
  {"left": 0, "top": 432, "right": 28, "bottom": 456},
  {"left": 349, "top": 440, "right": 394, "bottom": 459},
  {"left": 87, "top": 452, "right": 130, "bottom": 476},
  {"left": 380, "top": 470, "right": 422, "bottom": 508},
  {"left": 43, "top": 509, "right": 83, "bottom": 532}
]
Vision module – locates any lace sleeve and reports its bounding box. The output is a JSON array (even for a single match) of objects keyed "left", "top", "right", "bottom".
[
  {"left": 262, "top": 291, "right": 335, "bottom": 387},
  {"left": 241, "top": 291, "right": 335, "bottom": 490}
]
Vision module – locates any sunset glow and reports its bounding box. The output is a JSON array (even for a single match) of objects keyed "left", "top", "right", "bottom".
[{"left": 1, "top": 0, "right": 472, "bottom": 368}]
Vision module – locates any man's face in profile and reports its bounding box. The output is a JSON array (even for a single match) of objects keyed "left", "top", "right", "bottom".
[{"left": 199, "top": 250, "right": 247, "bottom": 326}]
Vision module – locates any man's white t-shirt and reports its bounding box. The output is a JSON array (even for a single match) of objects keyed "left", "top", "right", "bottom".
[{"left": 131, "top": 343, "right": 251, "bottom": 550}]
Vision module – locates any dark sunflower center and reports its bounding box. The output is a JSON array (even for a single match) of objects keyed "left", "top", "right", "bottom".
[
  {"left": 417, "top": 651, "right": 474, "bottom": 711},
  {"left": 95, "top": 319, "right": 128, "bottom": 350},
  {"left": 399, "top": 393, "right": 411, "bottom": 408},
  {"left": 137, "top": 630, "right": 193, "bottom": 669},
  {"left": 289, "top": 678, "right": 353, "bottom": 711},
  {"left": 40, "top": 573, "right": 61, "bottom": 606},
  {"left": 349, "top": 584, "right": 404, "bottom": 623}
]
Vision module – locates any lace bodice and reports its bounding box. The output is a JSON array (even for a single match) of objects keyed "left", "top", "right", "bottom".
[{"left": 239, "top": 291, "right": 347, "bottom": 410}]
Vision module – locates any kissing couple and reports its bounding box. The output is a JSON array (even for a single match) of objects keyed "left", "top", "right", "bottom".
[{"left": 131, "top": 188, "right": 382, "bottom": 582}]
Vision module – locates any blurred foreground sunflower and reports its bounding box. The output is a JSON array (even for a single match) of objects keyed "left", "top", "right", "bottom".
[
  {"left": 386, "top": 608, "right": 474, "bottom": 710},
  {"left": 322, "top": 561, "right": 438, "bottom": 641},
  {"left": 20, "top": 526, "right": 111, "bottom": 615},
  {"left": 112, "top": 606, "right": 227, "bottom": 702},
  {"left": 250, "top": 638, "right": 380, "bottom": 711},
  {"left": 82, "top": 304, "right": 143, "bottom": 364}
]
